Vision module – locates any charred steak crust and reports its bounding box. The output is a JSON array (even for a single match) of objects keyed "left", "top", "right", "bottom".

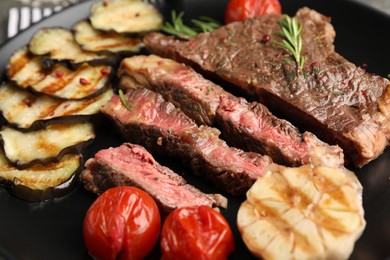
[
  {"left": 118, "top": 55, "right": 343, "bottom": 167},
  {"left": 143, "top": 7, "right": 390, "bottom": 167},
  {"left": 100, "top": 88, "right": 272, "bottom": 195},
  {"left": 81, "top": 143, "right": 227, "bottom": 214}
]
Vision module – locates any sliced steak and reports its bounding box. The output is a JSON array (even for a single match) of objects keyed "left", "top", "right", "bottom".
[
  {"left": 216, "top": 95, "right": 344, "bottom": 166},
  {"left": 118, "top": 55, "right": 343, "bottom": 166},
  {"left": 100, "top": 88, "right": 272, "bottom": 195},
  {"left": 143, "top": 7, "right": 390, "bottom": 167},
  {"left": 81, "top": 143, "right": 227, "bottom": 214},
  {"left": 118, "top": 55, "right": 226, "bottom": 126}
]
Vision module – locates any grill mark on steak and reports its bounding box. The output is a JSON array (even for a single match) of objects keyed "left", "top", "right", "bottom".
[
  {"left": 118, "top": 55, "right": 343, "bottom": 166},
  {"left": 100, "top": 88, "right": 272, "bottom": 195},
  {"left": 81, "top": 143, "right": 227, "bottom": 214},
  {"left": 143, "top": 7, "right": 390, "bottom": 167}
]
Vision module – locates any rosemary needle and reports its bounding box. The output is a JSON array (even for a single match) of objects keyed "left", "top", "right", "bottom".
[
  {"left": 161, "top": 10, "right": 221, "bottom": 37},
  {"left": 273, "top": 15, "right": 305, "bottom": 70},
  {"left": 161, "top": 10, "right": 197, "bottom": 37},
  {"left": 192, "top": 16, "right": 221, "bottom": 33},
  {"left": 118, "top": 89, "right": 132, "bottom": 111}
]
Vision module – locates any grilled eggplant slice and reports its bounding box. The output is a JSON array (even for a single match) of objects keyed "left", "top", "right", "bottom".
[
  {"left": 0, "top": 152, "right": 82, "bottom": 201},
  {"left": 7, "top": 48, "right": 113, "bottom": 100},
  {"left": 0, "top": 123, "right": 95, "bottom": 168},
  {"left": 90, "top": 0, "right": 163, "bottom": 34},
  {"left": 28, "top": 27, "right": 114, "bottom": 67},
  {"left": 73, "top": 20, "right": 143, "bottom": 54},
  {"left": 0, "top": 82, "right": 114, "bottom": 130}
]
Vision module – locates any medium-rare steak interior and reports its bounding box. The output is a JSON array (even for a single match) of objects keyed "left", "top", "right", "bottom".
[
  {"left": 100, "top": 88, "right": 273, "bottom": 195},
  {"left": 81, "top": 143, "right": 227, "bottom": 214},
  {"left": 118, "top": 55, "right": 343, "bottom": 167},
  {"left": 143, "top": 7, "right": 390, "bottom": 168}
]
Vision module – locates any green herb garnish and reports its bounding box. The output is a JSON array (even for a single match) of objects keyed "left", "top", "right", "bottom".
[
  {"left": 161, "top": 11, "right": 197, "bottom": 37},
  {"left": 191, "top": 16, "right": 221, "bottom": 33},
  {"left": 273, "top": 15, "right": 305, "bottom": 70},
  {"left": 118, "top": 89, "right": 131, "bottom": 110},
  {"left": 161, "top": 10, "right": 221, "bottom": 38}
]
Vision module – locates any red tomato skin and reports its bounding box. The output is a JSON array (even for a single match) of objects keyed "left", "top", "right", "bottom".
[
  {"left": 160, "top": 206, "right": 235, "bottom": 260},
  {"left": 225, "top": 0, "right": 282, "bottom": 24},
  {"left": 83, "top": 186, "right": 161, "bottom": 260}
]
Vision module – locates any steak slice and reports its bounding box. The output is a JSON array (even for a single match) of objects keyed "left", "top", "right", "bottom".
[
  {"left": 100, "top": 88, "right": 272, "bottom": 195},
  {"left": 143, "top": 7, "right": 390, "bottom": 167},
  {"left": 216, "top": 95, "right": 344, "bottom": 166},
  {"left": 81, "top": 143, "right": 227, "bottom": 214},
  {"left": 118, "top": 55, "right": 343, "bottom": 166},
  {"left": 118, "top": 55, "right": 226, "bottom": 126}
]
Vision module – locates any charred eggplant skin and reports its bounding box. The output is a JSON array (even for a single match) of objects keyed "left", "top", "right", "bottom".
[
  {"left": 0, "top": 155, "right": 83, "bottom": 202},
  {"left": 6, "top": 48, "right": 115, "bottom": 100},
  {"left": 0, "top": 123, "right": 95, "bottom": 169},
  {"left": 0, "top": 82, "right": 114, "bottom": 131},
  {"left": 72, "top": 20, "right": 144, "bottom": 55},
  {"left": 0, "top": 136, "right": 92, "bottom": 170},
  {"left": 28, "top": 27, "right": 118, "bottom": 69}
]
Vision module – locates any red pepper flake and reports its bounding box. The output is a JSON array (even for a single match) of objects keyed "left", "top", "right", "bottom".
[
  {"left": 100, "top": 67, "right": 110, "bottom": 76},
  {"left": 63, "top": 104, "right": 70, "bottom": 109},
  {"left": 342, "top": 79, "right": 348, "bottom": 85},
  {"left": 157, "top": 60, "right": 164, "bottom": 66},
  {"left": 79, "top": 78, "right": 90, "bottom": 85},
  {"left": 55, "top": 71, "right": 64, "bottom": 78},
  {"left": 361, "top": 90, "right": 367, "bottom": 97},
  {"left": 262, "top": 34, "right": 270, "bottom": 43},
  {"left": 310, "top": 61, "right": 318, "bottom": 67},
  {"left": 188, "top": 41, "right": 196, "bottom": 48}
]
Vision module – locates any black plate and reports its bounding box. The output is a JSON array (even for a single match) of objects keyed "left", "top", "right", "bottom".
[{"left": 1, "top": 0, "right": 390, "bottom": 259}]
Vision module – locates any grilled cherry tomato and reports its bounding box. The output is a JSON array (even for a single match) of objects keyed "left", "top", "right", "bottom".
[
  {"left": 83, "top": 186, "right": 161, "bottom": 260},
  {"left": 160, "top": 205, "right": 235, "bottom": 260},
  {"left": 225, "top": 0, "right": 282, "bottom": 23}
]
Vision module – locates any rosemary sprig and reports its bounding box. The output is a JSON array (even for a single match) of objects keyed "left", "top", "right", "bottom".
[
  {"left": 191, "top": 16, "right": 221, "bottom": 33},
  {"left": 273, "top": 15, "right": 305, "bottom": 70},
  {"left": 118, "top": 89, "right": 132, "bottom": 111},
  {"left": 161, "top": 10, "right": 198, "bottom": 37},
  {"left": 161, "top": 11, "right": 221, "bottom": 37}
]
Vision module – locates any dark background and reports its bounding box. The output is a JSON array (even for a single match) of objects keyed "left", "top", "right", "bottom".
[{"left": 0, "top": 0, "right": 390, "bottom": 260}]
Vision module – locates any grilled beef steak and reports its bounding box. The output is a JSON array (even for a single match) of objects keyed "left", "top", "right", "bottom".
[
  {"left": 81, "top": 143, "right": 227, "bottom": 214},
  {"left": 100, "top": 88, "right": 272, "bottom": 195},
  {"left": 143, "top": 7, "right": 390, "bottom": 167},
  {"left": 118, "top": 55, "right": 226, "bottom": 126},
  {"left": 118, "top": 55, "right": 343, "bottom": 166}
]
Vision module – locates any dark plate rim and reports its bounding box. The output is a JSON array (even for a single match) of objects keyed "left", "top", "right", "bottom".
[{"left": 0, "top": 0, "right": 390, "bottom": 259}]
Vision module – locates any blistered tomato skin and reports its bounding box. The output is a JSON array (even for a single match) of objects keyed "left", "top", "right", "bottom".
[
  {"left": 83, "top": 186, "right": 161, "bottom": 260},
  {"left": 160, "top": 205, "right": 235, "bottom": 260},
  {"left": 225, "top": 0, "right": 282, "bottom": 24}
]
